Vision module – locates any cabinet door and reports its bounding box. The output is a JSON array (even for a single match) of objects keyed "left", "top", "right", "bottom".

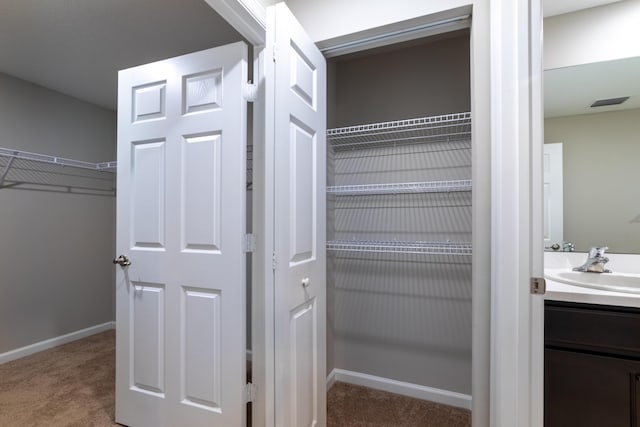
[{"left": 545, "top": 348, "right": 640, "bottom": 427}]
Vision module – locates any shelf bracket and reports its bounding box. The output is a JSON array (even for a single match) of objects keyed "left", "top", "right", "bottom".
[{"left": 0, "top": 156, "right": 16, "bottom": 187}]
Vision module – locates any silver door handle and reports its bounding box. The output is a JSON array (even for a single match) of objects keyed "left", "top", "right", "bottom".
[{"left": 113, "top": 255, "right": 131, "bottom": 267}]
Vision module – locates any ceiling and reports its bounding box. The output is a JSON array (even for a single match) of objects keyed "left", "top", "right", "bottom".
[
  {"left": 0, "top": 0, "right": 242, "bottom": 111},
  {"left": 544, "top": 56, "right": 640, "bottom": 118},
  {"left": 0, "top": 0, "right": 629, "bottom": 112}
]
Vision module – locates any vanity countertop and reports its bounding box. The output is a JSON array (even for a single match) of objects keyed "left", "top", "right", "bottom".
[
  {"left": 545, "top": 251, "right": 640, "bottom": 308},
  {"left": 545, "top": 280, "right": 640, "bottom": 308}
]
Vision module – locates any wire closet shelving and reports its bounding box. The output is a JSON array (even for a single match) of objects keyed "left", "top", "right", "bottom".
[
  {"left": 326, "top": 240, "right": 472, "bottom": 256},
  {"left": 0, "top": 147, "right": 117, "bottom": 195},
  {"left": 326, "top": 112, "right": 473, "bottom": 256},
  {"left": 326, "top": 111, "right": 471, "bottom": 151},
  {"left": 327, "top": 179, "right": 471, "bottom": 196}
]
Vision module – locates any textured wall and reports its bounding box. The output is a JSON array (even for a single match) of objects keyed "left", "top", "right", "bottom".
[{"left": 0, "top": 73, "right": 116, "bottom": 354}]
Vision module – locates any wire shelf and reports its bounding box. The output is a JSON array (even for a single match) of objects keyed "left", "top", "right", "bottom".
[
  {"left": 326, "top": 239, "right": 472, "bottom": 256},
  {"left": 327, "top": 112, "right": 471, "bottom": 151},
  {"left": 0, "top": 147, "right": 116, "bottom": 171},
  {"left": 327, "top": 180, "right": 471, "bottom": 196},
  {"left": 0, "top": 147, "right": 117, "bottom": 195}
]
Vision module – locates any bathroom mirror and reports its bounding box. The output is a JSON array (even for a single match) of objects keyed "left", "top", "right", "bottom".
[{"left": 543, "top": 56, "right": 640, "bottom": 253}]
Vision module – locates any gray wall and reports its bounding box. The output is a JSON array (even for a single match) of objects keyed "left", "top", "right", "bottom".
[
  {"left": 327, "top": 34, "right": 472, "bottom": 394},
  {"left": 545, "top": 108, "right": 640, "bottom": 254},
  {"left": 0, "top": 72, "right": 116, "bottom": 354},
  {"left": 329, "top": 33, "right": 470, "bottom": 128}
]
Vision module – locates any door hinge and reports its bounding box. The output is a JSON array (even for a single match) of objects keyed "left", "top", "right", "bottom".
[
  {"left": 243, "top": 81, "right": 258, "bottom": 102},
  {"left": 272, "top": 253, "right": 277, "bottom": 271},
  {"left": 531, "top": 277, "right": 546, "bottom": 295},
  {"left": 244, "top": 234, "right": 256, "bottom": 253},
  {"left": 244, "top": 382, "right": 257, "bottom": 403}
]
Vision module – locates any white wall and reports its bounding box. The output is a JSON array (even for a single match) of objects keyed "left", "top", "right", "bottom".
[
  {"left": 544, "top": 0, "right": 640, "bottom": 70},
  {"left": 545, "top": 108, "right": 640, "bottom": 253},
  {"left": 0, "top": 72, "right": 116, "bottom": 354},
  {"left": 260, "top": 0, "right": 473, "bottom": 44}
]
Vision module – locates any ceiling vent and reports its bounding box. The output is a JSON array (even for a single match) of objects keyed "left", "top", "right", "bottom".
[{"left": 590, "top": 97, "right": 629, "bottom": 107}]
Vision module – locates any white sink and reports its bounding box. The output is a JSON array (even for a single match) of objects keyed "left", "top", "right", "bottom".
[{"left": 545, "top": 269, "right": 640, "bottom": 294}]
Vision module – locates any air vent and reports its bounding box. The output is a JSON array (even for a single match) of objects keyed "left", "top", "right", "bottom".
[{"left": 590, "top": 97, "right": 629, "bottom": 107}]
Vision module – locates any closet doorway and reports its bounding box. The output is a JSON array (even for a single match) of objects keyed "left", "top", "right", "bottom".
[{"left": 324, "top": 28, "right": 473, "bottom": 411}]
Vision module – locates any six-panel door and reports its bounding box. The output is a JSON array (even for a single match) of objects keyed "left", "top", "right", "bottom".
[
  {"left": 268, "top": 4, "right": 327, "bottom": 426},
  {"left": 115, "top": 42, "right": 248, "bottom": 427}
]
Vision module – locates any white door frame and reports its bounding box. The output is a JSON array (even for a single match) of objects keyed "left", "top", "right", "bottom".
[
  {"left": 202, "top": 0, "right": 266, "bottom": 45},
  {"left": 197, "top": 3, "right": 272, "bottom": 426},
  {"left": 489, "top": 0, "right": 543, "bottom": 426},
  {"left": 202, "top": 1, "right": 545, "bottom": 426},
  {"left": 530, "top": 0, "right": 545, "bottom": 425}
]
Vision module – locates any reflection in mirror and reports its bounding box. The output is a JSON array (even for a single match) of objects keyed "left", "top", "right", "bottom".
[{"left": 544, "top": 57, "right": 640, "bottom": 253}]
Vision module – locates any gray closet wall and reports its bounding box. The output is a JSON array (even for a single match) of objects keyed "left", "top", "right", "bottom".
[
  {"left": 326, "top": 33, "right": 473, "bottom": 394},
  {"left": 0, "top": 72, "right": 116, "bottom": 354}
]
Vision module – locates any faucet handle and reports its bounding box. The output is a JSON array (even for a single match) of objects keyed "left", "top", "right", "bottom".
[{"left": 589, "top": 246, "right": 608, "bottom": 258}]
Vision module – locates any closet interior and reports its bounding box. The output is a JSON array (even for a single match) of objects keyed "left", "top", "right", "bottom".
[
  {"left": 0, "top": 70, "right": 117, "bottom": 358},
  {"left": 325, "top": 31, "right": 473, "bottom": 400}
]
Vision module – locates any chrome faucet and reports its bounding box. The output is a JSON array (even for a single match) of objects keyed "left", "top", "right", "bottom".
[{"left": 573, "top": 246, "right": 611, "bottom": 273}]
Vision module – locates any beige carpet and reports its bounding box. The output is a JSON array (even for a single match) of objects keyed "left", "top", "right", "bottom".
[
  {"left": 0, "top": 331, "right": 471, "bottom": 426},
  {"left": 327, "top": 382, "right": 471, "bottom": 427},
  {"left": 0, "top": 330, "right": 117, "bottom": 426}
]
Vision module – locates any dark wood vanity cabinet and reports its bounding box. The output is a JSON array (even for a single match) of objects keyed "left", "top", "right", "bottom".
[{"left": 545, "top": 301, "right": 640, "bottom": 427}]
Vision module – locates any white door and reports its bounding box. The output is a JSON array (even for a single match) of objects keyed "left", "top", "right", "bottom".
[
  {"left": 266, "top": 4, "right": 327, "bottom": 427},
  {"left": 543, "top": 143, "right": 563, "bottom": 249},
  {"left": 115, "top": 42, "right": 248, "bottom": 427}
]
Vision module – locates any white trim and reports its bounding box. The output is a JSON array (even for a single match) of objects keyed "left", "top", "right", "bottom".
[
  {"left": 530, "top": 0, "right": 545, "bottom": 426},
  {"left": 328, "top": 368, "right": 472, "bottom": 411},
  {"left": 316, "top": 6, "right": 472, "bottom": 57},
  {"left": 470, "top": 4, "right": 492, "bottom": 424},
  {"left": 320, "top": 15, "right": 470, "bottom": 58},
  {"left": 0, "top": 321, "right": 115, "bottom": 365},
  {"left": 490, "top": 0, "right": 536, "bottom": 425},
  {"left": 326, "top": 369, "right": 337, "bottom": 391},
  {"left": 253, "top": 43, "right": 274, "bottom": 427},
  {"left": 203, "top": 0, "right": 266, "bottom": 46}
]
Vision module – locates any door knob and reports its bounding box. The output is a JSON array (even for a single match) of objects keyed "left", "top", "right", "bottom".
[
  {"left": 113, "top": 255, "right": 131, "bottom": 267},
  {"left": 301, "top": 277, "right": 310, "bottom": 288}
]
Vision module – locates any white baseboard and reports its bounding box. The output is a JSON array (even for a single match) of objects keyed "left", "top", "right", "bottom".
[
  {"left": 326, "top": 368, "right": 337, "bottom": 390},
  {"left": 327, "top": 368, "right": 472, "bottom": 410},
  {"left": 0, "top": 321, "right": 115, "bottom": 365}
]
